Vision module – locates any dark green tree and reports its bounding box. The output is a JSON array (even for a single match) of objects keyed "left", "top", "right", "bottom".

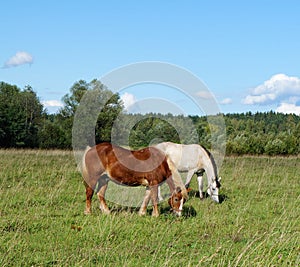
[
  {"left": 59, "top": 79, "right": 123, "bottom": 148},
  {"left": 0, "top": 82, "right": 44, "bottom": 147},
  {"left": 38, "top": 115, "right": 68, "bottom": 149}
]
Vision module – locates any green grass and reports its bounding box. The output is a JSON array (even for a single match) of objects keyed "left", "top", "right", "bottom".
[{"left": 0, "top": 150, "right": 299, "bottom": 266}]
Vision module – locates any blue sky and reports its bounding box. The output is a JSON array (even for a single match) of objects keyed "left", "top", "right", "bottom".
[{"left": 1, "top": 0, "right": 300, "bottom": 115}]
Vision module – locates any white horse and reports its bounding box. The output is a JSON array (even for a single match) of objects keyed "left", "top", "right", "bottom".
[{"left": 154, "top": 142, "right": 221, "bottom": 203}]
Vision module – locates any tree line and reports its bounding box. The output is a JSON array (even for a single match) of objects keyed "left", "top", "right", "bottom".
[{"left": 1, "top": 80, "right": 299, "bottom": 155}]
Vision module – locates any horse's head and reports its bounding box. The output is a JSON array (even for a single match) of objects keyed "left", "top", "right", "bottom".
[
  {"left": 168, "top": 187, "right": 188, "bottom": 216},
  {"left": 207, "top": 177, "right": 221, "bottom": 203}
]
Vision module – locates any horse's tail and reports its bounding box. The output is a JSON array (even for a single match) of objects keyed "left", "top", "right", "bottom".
[
  {"left": 81, "top": 146, "right": 91, "bottom": 181},
  {"left": 166, "top": 156, "right": 188, "bottom": 199}
]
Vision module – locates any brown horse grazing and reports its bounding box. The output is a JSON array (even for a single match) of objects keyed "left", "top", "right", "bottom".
[{"left": 81, "top": 142, "right": 188, "bottom": 217}]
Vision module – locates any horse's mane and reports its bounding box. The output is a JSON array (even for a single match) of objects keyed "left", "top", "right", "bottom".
[{"left": 199, "top": 145, "right": 218, "bottom": 180}]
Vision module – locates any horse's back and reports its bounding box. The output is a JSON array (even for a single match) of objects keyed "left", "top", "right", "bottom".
[
  {"left": 86, "top": 143, "right": 172, "bottom": 186},
  {"left": 155, "top": 142, "right": 204, "bottom": 171}
]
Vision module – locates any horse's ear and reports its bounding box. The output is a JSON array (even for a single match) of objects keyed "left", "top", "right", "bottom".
[{"left": 186, "top": 187, "right": 192, "bottom": 193}]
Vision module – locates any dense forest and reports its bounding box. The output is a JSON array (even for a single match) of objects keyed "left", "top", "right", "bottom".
[{"left": 1, "top": 80, "right": 300, "bottom": 155}]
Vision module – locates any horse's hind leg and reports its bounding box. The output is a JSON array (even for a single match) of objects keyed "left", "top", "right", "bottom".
[
  {"left": 150, "top": 185, "right": 159, "bottom": 217},
  {"left": 157, "top": 186, "right": 164, "bottom": 201},
  {"left": 84, "top": 182, "right": 94, "bottom": 215},
  {"left": 139, "top": 187, "right": 151, "bottom": 216},
  {"left": 97, "top": 180, "right": 110, "bottom": 215},
  {"left": 185, "top": 170, "right": 195, "bottom": 188}
]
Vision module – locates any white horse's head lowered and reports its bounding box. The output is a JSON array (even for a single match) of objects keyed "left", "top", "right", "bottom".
[
  {"left": 195, "top": 147, "right": 222, "bottom": 203},
  {"left": 207, "top": 177, "right": 221, "bottom": 203},
  {"left": 154, "top": 142, "right": 223, "bottom": 203}
]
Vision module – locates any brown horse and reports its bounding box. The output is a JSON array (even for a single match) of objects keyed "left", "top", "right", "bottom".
[{"left": 81, "top": 142, "right": 187, "bottom": 216}]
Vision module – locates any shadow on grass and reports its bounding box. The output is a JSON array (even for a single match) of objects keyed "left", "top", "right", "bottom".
[
  {"left": 90, "top": 190, "right": 229, "bottom": 217},
  {"left": 187, "top": 189, "right": 229, "bottom": 204},
  {"left": 159, "top": 205, "right": 197, "bottom": 218},
  {"left": 219, "top": 194, "right": 229, "bottom": 203},
  {"left": 107, "top": 203, "right": 197, "bottom": 218},
  {"left": 109, "top": 205, "right": 140, "bottom": 214}
]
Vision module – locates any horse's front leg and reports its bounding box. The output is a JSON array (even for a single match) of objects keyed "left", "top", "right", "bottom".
[
  {"left": 197, "top": 175, "right": 204, "bottom": 199},
  {"left": 150, "top": 185, "right": 159, "bottom": 217},
  {"left": 96, "top": 180, "right": 110, "bottom": 215},
  {"left": 139, "top": 187, "right": 151, "bottom": 216}
]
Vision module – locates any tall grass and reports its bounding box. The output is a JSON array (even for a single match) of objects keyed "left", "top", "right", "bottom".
[{"left": 0, "top": 150, "right": 299, "bottom": 266}]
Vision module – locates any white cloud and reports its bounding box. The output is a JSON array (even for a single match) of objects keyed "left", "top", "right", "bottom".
[
  {"left": 42, "top": 100, "right": 64, "bottom": 108},
  {"left": 276, "top": 103, "right": 300, "bottom": 115},
  {"left": 243, "top": 74, "right": 300, "bottom": 105},
  {"left": 3, "top": 51, "right": 33, "bottom": 68},
  {"left": 220, "top": 98, "right": 232, "bottom": 105},
  {"left": 243, "top": 93, "right": 277, "bottom": 105},
  {"left": 121, "top": 92, "right": 136, "bottom": 110},
  {"left": 196, "top": 90, "right": 215, "bottom": 100}
]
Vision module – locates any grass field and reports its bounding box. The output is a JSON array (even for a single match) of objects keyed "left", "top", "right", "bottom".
[{"left": 0, "top": 150, "right": 299, "bottom": 266}]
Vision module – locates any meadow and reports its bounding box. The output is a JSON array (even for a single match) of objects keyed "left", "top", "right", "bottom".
[{"left": 0, "top": 149, "right": 299, "bottom": 266}]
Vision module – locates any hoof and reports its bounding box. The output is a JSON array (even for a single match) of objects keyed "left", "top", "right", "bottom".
[
  {"left": 84, "top": 210, "right": 91, "bottom": 215},
  {"left": 101, "top": 209, "right": 111, "bottom": 215},
  {"left": 138, "top": 209, "right": 147, "bottom": 216}
]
